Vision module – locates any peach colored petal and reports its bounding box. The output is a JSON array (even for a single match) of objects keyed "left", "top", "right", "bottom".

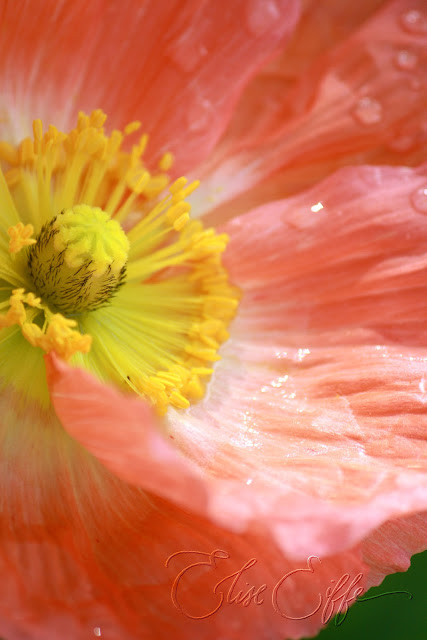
[
  {"left": 44, "top": 347, "right": 426, "bottom": 639},
  {"left": 192, "top": 0, "right": 427, "bottom": 223},
  {"left": 0, "top": 378, "right": 376, "bottom": 640},
  {"left": 362, "top": 512, "right": 427, "bottom": 588},
  {"left": 44, "top": 352, "right": 207, "bottom": 513},
  {"left": 203, "top": 0, "right": 387, "bottom": 157},
  {"left": 0, "top": 0, "right": 299, "bottom": 173},
  {"left": 48, "top": 165, "right": 427, "bottom": 572}
]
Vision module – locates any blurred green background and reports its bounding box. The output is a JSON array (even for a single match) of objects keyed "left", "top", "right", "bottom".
[{"left": 306, "top": 549, "right": 426, "bottom": 640}]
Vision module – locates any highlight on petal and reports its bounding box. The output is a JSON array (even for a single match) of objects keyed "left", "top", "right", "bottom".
[
  {"left": 192, "top": 0, "right": 427, "bottom": 222},
  {"left": 0, "top": 0, "right": 300, "bottom": 174}
]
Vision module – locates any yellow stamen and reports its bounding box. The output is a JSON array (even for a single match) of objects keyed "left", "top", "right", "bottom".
[
  {"left": 0, "top": 289, "right": 91, "bottom": 361},
  {"left": 159, "top": 152, "right": 174, "bottom": 172},
  {"left": 0, "top": 110, "right": 240, "bottom": 411},
  {"left": 8, "top": 222, "right": 36, "bottom": 254}
]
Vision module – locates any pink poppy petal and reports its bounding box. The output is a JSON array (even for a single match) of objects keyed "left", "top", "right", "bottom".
[
  {"left": 223, "top": 163, "right": 427, "bottom": 342},
  {"left": 48, "top": 165, "right": 427, "bottom": 569},
  {"left": 193, "top": 0, "right": 427, "bottom": 222},
  {"left": 1, "top": 377, "right": 424, "bottom": 638},
  {"left": 362, "top": 512, "right": 427, "bottom": 587},
  {"left": 0, "top": 0, "right": 299, "bottom": 173},
  {"left": 199, "top": 0, "right": 387, "bottom": 162},
  {"left": 1, "top": 379, "right": 375, "bottom": 640},
  {"left": 44, "top": 352, "right": 207, "bottom": 513},
  {"left": 169, "top": 165, "right": 427, "bottom": 554},
  {"left": 17, "top": 363, "right": 426, "bottom": 638}
]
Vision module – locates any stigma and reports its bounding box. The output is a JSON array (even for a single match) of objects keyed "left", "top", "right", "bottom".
[{"left": 28, "top": 205, "right": 129, "bottom": 313}]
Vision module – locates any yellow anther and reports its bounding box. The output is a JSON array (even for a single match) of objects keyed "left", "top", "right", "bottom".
[
  {"left": 169, "top": 391, "right": 190, "bottom": 409},
  {"left": 0, "top": 289, "right": 42, "bottom": 329},
  {"left": 169, "top": 177, "right": 188, "bottom": 194},
  {"left": 32, "top": 119, "right": 43, "bottom": 141},
  {"left": 77, "top": 112, "right": 90, "bottom": 130},
  {"left": 21, "top": 322, "right": 44, "bottom": 347},
  {"left": 184, "top": 375, "right": 205, "bottom": 400},
  {"left": 171, "top": 180, "right": 200, "bottom": 204},
  {"left": 173, "top": 213, "right": 190, "bottom": 231},
  {"left": 166, "top": 201, "right": 191, "bottom": 224},
  {"left": 191, "top": 367, "right": 214, "bottom": 376},
  {"left": 158, "top": 152, "right": 174, "bottom": 172},
  {"left": 126, "top": 169, "right": 150, "bottom": 194},
  {"left": 43, "top": 314, "right": 92, "bottom": 361},
  {"left": 137, "top": 133, "right": 149, "bottom": 155},
  {"left": 8, "top": 222, "right": 36, "bottom": 254},
  {"left": 124, "top": 121, "right": 142, "bottom": 135},
  {"left": 22, "top": 314, "right": 92, "bottom": 361},
  {"left": 89, "top": 109, "right": 107, "bottom": 128},
  {"left": 144, "top": 174, "right": 169, "bottom": 198}
]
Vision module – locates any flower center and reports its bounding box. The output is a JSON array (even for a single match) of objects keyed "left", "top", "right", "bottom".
[
  {"left": 28, "top": 204, "right": 129, "bottom": 313},
  {"left": 0, "top": 111, "right": 239, "bottom": 411}
]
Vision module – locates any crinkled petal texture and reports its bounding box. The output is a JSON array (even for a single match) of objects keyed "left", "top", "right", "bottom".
[
  {"left": 0, "top": 385, "right": 371, "bottom": 640},
  {"left": 192, "top": 0, "right": 427, "bottom": 222},
  {"left": 43, "top": 165, "right": 427, "bottom": 638},
  {"left": 0, "top": 0, "right": 299, "bottom": 173}
]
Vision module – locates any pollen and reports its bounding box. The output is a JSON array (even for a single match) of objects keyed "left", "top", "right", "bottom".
[{"left": 0, "top": 111, "right": 239, "bottom": 410}]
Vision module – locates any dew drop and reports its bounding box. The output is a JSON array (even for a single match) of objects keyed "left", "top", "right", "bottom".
[
  {"left": 388, "top": 132, "right": 416, "bottom": 153},
  {"left": 310, "top": 201, "right": 324, "bottom": 213},
  {"left": 187, "top": 95, "right": 214, "bottom": 132},
  {"left": 168, "top": 34, "right": 208, "bottom": 73},
  {"left": 93, "top": 628, "right": 102, "bottom": 637},
  {"left": 394, "top": 49, "right": 418, "bottom": 71},
  {"left": 352, "top": 97, "right": 383, "bottom": 126},
  {"left": 400, "top": 9, "right": 427, "bottom": 34},
  {"left": 411, "top": 186, "right": 427, "bottom": 213},
  {"left": 246, "top": 0, "right": 281, "bottom": 36}
]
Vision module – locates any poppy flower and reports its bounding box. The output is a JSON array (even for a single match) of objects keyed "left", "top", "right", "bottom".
[{"left": 0, "top": 1, "right": 426, "bottom": 639}]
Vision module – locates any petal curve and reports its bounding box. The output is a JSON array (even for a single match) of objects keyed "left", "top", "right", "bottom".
[{"left": 193, "top": 0, "right": 427, "bottom": 222}]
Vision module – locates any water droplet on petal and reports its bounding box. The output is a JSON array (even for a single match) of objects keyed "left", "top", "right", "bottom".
[
  {"left": 310, "top": 201, "right": 324, "bottom": 213},
  {"left": 246, "top": 0, "right": 281, "bottom": 36},
  {"left": 187, "top": 95, "right": 214, "bottom": 132},
  {"left": 352, "top": 97, "right": 383, "bottom": 126},
  {"left": 168, "top": 33, "right": 209, "bottom": 73},
  {"left": 394, "top": 49, "right": 418, "bottom": 71},
  {"left": 400, "top": 9, "right": 427, "bottom": 34},
  {"left": 388, "top": 133, "right": 416, "bottom": 153},
  {"left": 411, "top": 186, "right": 427, "bottom": 213},
  {"left": 93, "top": 628, "right": 102, "bottom": 637}
]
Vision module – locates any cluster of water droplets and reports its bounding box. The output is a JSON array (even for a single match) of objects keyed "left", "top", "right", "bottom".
[{"left": 351, "top": 8, "right": 425, "bottom": 129}]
